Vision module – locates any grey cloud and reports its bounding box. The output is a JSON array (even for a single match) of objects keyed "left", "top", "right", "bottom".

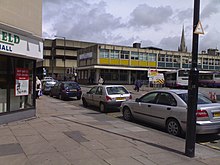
[
  {"left": 43, "top": 0, "right": 124, "bottom": 42},
  {"left": 200, "top": 29, "right": 220, "bottom": 51},
  {"left": 129, "top": 4, "right": 173, "bottom": 27},
  {"left": 174, "top": 8, "right": 192, "bottom": 22},
  {"left": 158, "top": 36, "right": 182, "bottom": 51},
  {"left": 201, "top": 0, "right": 220, "bottom": 19}
]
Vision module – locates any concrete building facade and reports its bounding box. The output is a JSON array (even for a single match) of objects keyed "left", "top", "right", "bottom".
[{"left": 40, "top": 38, "right": 220, "bottom": 85}]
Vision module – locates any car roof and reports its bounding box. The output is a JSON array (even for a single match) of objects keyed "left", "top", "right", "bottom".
[
  {"left": 61, "top": 81, "right": 78, "bottom": 83},
  {"left": 96, "top": 85, "right": 126, "bottom": 87},
  {"left": 150, "top": 89, "right": 188, "bottom": 95}
]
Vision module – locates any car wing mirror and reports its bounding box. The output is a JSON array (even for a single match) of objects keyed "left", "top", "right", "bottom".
[{"left": 135, "top": 98, "right": 140, "bottom": 102}]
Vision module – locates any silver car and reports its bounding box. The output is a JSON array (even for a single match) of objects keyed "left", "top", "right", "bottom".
[
  {"left": 121, "top": 89, "right": 220, "bottom": 136},
  {"left": 82, "top": 85, "right": 132, "bottom": 112}
]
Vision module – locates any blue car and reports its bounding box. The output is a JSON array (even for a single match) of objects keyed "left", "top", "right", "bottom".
[{"left": 50, "top": 81, "right": 82, "bottom": 100}]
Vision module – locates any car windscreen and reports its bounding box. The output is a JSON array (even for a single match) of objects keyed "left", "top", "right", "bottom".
[
  {"left": 178, "top": 93, "right": 212, "bottom": 104},
  {"left": 106, "top": 86, "right": 129, "bottom": 95},
  {"left": 64, "top": 83, "right": 79, "bottom": 89}
]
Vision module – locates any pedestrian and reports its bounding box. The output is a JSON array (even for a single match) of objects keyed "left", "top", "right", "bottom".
[
  {"left": 36, "top": 76, "right": 42, "bottom": 99},
  {"left": 134, "top": 80, "right": 141, "bottom": 92},
  {"left": 98, "top": 76, "right": 104, "bottom": 85}
]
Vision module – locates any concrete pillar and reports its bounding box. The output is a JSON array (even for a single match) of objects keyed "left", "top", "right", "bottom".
[
  {"left": 128, "top": 70, "right": 131, "bottom": 84},
  {"left": 95, "top": 69, "right": 100, "bottom": 84}
]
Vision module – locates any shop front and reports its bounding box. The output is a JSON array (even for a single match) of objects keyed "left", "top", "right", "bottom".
[{"left": 0, "top": 28, "right": 43, "bottom": 124}]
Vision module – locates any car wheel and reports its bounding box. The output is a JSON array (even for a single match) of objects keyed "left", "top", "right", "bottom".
[
  {"left": 82, "top": 98, "right": 88, "bottom": 107},
  {"left": 166, "top": 119, "right": 181, "bottom": 136},
  {"left": 99, "top": 102, "right": 106, "bottom": 113},
  {"left": 123, "top": 107, "right": 133, "bottom": 121},
  {"left": 49, "top": 92, "right": 53, "bottom": 97},
  {"left": 77, "top": 96, "right": 81, "bottom": 100}
]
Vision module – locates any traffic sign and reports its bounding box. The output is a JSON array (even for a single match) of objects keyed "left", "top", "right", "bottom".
[{"left": 194, "top": 21, "right": 204, "bottom": 34}]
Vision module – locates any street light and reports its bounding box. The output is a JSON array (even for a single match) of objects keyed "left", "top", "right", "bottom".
[{"left": 54, "top": 35, "right": 66, "bottom": 80}]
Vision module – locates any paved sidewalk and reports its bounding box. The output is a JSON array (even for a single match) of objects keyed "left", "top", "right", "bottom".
[{"left": 0, "top": 95, "right": 219, "bottom": 165}]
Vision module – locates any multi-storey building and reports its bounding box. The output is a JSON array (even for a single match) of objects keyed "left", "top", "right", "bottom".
[
  {"left": 38, "top": 39, "right": 95, "bottom": 80},
  {"left": 0, "top": 0, "right": 43, "bottom": 124},
  {"left": 77, "top": 43, "right": 220, "bottom": 84}
]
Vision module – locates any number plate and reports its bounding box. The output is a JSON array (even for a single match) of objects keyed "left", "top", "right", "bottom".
[
  {"left": 214, "top": 112, "right": 220, "bottom": 117},
  {"left": 116, "top": 97, "right": 125, "bottom": 101}
]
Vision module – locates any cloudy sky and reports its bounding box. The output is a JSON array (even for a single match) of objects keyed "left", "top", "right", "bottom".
[{"left": 43, "top": 0, "right": 220, "bottom": 52}]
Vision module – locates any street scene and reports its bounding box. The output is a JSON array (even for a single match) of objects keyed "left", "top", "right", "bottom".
[
  {"left": 1, "top": 0, "right": 220, "bottom": 164},
  {"left": 56, "top": 85, "right": 220, "bottom": 151}
]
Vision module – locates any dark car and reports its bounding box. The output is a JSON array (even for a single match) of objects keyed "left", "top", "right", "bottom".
[{"left": 50, "top": 81, "right": 82, "bottom": 100}]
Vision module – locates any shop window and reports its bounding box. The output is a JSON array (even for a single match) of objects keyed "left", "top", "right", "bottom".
[
  {"left": 0, "top": 56, "right": 7, "bottom": 113},
  {"left": 9, "top": 58, "right": 34, "bottom": 111}
]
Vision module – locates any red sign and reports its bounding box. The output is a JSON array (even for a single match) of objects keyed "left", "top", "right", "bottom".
[{"left": 15, "top": 68, "right": 29, "bottom": 96}]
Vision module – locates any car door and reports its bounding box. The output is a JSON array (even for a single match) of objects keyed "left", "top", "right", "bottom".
[
  {"left": 132, "top": 92, "right": 158, "bottom": 121},
  {"left": 147, "top": 92, "right": 177, "bottom": 126},
  {"left": 85, "top": 86, "right": 98, "bottom": 105},
  {"left": 92, "top": 86, "right": 103, "bottom": 107}
]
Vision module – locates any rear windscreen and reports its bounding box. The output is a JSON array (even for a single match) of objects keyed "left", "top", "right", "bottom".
[
  {"left": 106, "top": 86, "right": 129, "bottom": 95},
  {"left": 64, "top": 83, "right": 79, "bottom": 89},
  {"left": 178, "top": 93, "right": 212, "bottom": 104}
]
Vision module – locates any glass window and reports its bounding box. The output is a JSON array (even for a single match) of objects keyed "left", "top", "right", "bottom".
[
  {"left": 178, "top": 93, "right": 212, "bottom": 104},
  {"left": 156, "top": 93, "right": 177, "bottom": 106},
  {"left": 148, "top": 53, "right": 156, "bottom": 61},
  {"left": 9, "top": 58, "right": 34, "bottom": 111},
  {"left": 131, "top": 51, "right": 139, "bottom": 60},
  {"left": 106, "top": 86, "right": 129, "bottom": 95},
  {"left": 121, "top": 51, "right": 129, "bottom": 59},
  {"left": 110, "top": 50, "right": 119, "bottom": 59},
  {"left": 100, "top": 49, "right": 109, "bottom": 58},
  {"left": 140, "top": 92, "right": 158, "bottom": 103},
  {"left": 143, "top": 53, "right": 148, "bottom": 61},
  {"left": 89, "top": 86, "right": 98, "bottom": 94},
  {"left": 0, "top": 56, "right": 7, "bottom": 113},
  {"left": 96, "top": 87, "right": 103, "bottom": 95},
  {"left": 158, "top": 54, "right": 165, "bottom": 62}
]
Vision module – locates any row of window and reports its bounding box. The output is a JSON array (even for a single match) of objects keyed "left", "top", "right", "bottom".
[
  {"left": 100, "top": 49, "right": 220, "bottom": 65},
  {"left": 158, "top": 54, "right": 220, "bottom": 65},
  {"left": 99, "top": 49, "right": 156, "bottom": 61}
]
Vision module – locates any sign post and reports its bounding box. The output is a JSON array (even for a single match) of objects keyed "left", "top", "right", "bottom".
[{"left": 185, "top": 0, "right": 201, "bottom": 157}]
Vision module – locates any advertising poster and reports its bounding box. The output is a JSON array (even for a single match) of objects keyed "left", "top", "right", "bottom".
[{"left": 15, "top": 68, "right": 29, "bottom": 96}]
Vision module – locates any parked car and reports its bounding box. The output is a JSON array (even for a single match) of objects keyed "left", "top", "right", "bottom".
[
  {"left": 41, "top": 80, "right": 57, "bottom": 95},
  {"left": 120, "top": 89, "right": 220, "bottom": 136},
  {"left": 50, "top": 81, "right": 82, "bottom": 100},
  {"left": 82, "top": 85, "right": 132, "bottom": 112}
]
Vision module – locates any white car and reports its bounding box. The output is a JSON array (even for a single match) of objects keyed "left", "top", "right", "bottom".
[
  {"left": 121, "top": 89, "right": 220, "bottom": 136},
  {"left": 82, "top": 85, "right": 132, "bottom": 112}
]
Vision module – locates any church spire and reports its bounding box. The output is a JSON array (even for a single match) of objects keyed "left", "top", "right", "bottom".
[{"left": 178, "top": 25, "right": 187, "bottom": 52}]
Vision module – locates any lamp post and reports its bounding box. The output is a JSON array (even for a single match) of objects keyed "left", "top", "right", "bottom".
[
  {"left": 185, "top": 0, "right": 200, "bottom": 158},
  {"left": 54, "top": 35, "right": 66, "bottom": 80}
]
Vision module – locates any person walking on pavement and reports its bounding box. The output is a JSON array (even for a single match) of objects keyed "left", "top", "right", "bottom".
[
  {"left": 36, "top": 76, "right": 42, "bottom": 99},
  {"left": 98, "top": 76, "right": 104, "bottom": 85},
  {"left": 134, "top": 80, "right": 141, "bottom": 92}
]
